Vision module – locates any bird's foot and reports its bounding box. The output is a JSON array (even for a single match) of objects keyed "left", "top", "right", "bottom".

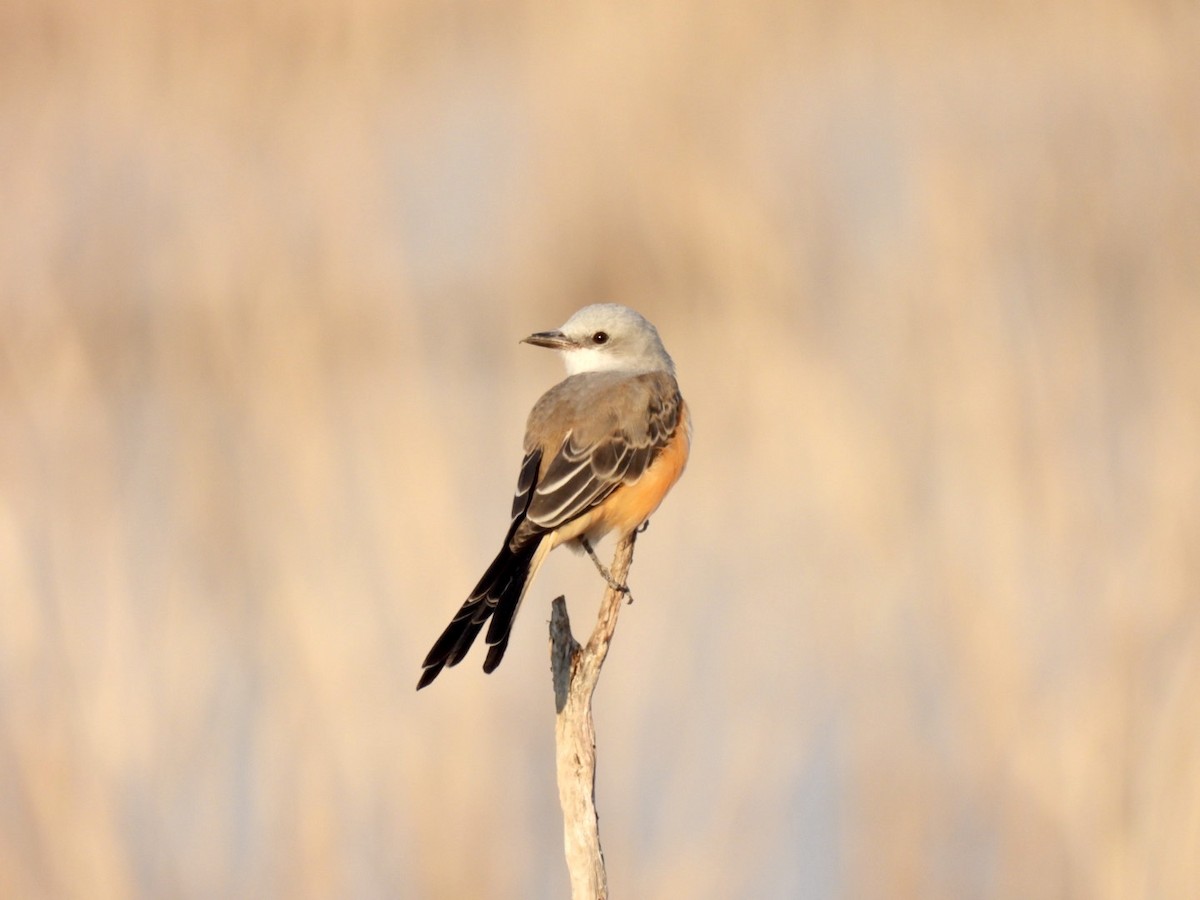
[{"left": 580, "top": 537, "right": 634, "bottom": 603}]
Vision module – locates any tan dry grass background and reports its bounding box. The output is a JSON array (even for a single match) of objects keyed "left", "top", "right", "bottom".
[{"left": 2, "top": 0, "right": 1199, "bottom": 897}]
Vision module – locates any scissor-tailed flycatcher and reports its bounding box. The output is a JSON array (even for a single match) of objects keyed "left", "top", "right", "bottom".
[{"left": 417, "top": 304, "right": 690, "bottom": 689}]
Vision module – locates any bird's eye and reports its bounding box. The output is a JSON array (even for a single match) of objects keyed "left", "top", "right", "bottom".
[{"left": 592, "top": 331, "right": 609, "bottom": 345}]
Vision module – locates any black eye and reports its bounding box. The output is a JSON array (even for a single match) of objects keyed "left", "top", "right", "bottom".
[{"left": 592, "top": 331, "right": 609, "bottom": 345}]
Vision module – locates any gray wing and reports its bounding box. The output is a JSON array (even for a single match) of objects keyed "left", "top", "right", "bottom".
[{"left": 520, "top": 373, "right": 682, "bottom": 532}]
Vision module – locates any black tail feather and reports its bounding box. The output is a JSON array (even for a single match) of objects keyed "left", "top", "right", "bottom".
[
  {"left": 482, "top": 633, "right": 511, "bottom": 674},
  {"left": 417, "top": 538, "right": 540, "bottom": 689}
]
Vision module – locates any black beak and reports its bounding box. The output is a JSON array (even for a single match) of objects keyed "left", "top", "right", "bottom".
[{"left": 521, "top": 330, "right": 574, "bottom": 350}]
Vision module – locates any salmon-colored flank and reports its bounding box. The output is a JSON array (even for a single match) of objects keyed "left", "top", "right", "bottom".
[{"left": 554, "top": 399, "right": 691, "bottom": 548}]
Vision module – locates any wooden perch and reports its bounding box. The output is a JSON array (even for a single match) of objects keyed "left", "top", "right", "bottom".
[{"left": 549, "top": 530, "right": 638, "bottom": 900}]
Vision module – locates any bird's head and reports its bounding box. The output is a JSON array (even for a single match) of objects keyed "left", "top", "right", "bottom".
[{"left": 522, "top": 304, "right": 674, "bottom": 377}]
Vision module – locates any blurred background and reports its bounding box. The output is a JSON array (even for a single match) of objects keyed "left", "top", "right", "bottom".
[{"left": 2, "top": 0, "right": 1198, "bottom": 897}]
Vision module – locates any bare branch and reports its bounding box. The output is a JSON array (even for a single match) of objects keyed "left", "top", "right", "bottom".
[{"left": 549, "top": 531, "right": 638, "bottom": 900}]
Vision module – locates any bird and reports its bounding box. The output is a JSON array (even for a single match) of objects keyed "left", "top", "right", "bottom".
[{"left": 417, "top": 304, "right": 690, "bottom": 689}]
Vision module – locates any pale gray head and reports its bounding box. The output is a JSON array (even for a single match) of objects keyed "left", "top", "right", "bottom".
[{"left": 522, "top": 304, "right": 675, "bottom": 376}]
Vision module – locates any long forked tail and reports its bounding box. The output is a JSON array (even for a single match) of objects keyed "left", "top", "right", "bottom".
[{"left": 417, "top": 536, "right": 548, "bottom": 689}]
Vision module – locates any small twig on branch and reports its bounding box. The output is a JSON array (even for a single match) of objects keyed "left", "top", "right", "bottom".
[{"left": 549, "top": 530, "right": 638, "bottom": 900}]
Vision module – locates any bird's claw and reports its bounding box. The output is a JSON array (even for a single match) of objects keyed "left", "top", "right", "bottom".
[{"left": 581, "top": 537, "right": 635, "bottom": 602}]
